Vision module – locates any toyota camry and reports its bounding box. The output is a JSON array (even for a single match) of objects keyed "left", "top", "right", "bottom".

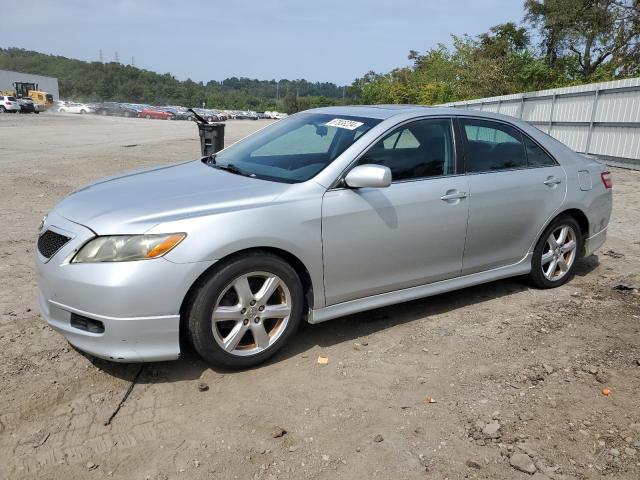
[{"left": 36, "top": 106, "right": 612, "bottom": 368}]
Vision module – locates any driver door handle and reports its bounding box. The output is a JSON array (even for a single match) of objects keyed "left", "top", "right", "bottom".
[
  {"left": 440, "top": 191, "right": 468, "bottom": 201},
  {"left": 544, "top": 177, "right": 562, "bottom": 186}
]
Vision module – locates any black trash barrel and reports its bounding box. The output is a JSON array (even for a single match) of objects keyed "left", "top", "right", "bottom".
[{"left": 198, "top": 122, "right": 225, "bottom": 157}]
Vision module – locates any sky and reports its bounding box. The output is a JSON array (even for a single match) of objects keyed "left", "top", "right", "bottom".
[{"left": 3, "top": 0, "right": 526, "bottom": 85}]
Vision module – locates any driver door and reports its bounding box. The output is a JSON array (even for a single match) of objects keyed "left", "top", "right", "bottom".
[{"left": 322, "top": 118, "right": 470, "bottom": 305}]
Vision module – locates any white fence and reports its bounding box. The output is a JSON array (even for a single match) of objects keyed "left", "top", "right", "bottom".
[{"left": 443, "top": 77, "right": 640, "bottom": 170}]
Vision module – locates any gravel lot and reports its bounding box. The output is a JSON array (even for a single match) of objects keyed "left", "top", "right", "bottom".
[{"left": 1, "top": 113, "right": 639, "bottom": 480}]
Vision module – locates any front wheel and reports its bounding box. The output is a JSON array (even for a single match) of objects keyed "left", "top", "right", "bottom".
[
  {"left": 528, "top": 215, "right": 582, "bottom": 289},
  {"left": 0, "top": 106, "right": 6, "bottom": 113},
  {"left": 186, "top": 253, "right": 304, "bottom": 368}
]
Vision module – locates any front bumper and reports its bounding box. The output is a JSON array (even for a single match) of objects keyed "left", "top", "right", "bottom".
[{"left": 36, "top": 211, "right": 215, "bottom": 362}]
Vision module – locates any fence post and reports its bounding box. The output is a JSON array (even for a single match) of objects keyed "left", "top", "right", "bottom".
[
  {"left": 519, "top": 96, "right": 525, "bottom": 119},
  {"left": 585, "top": 89, "right": 600, "bottom": 154},
  {"left": 548, "top": 94, "right": 557, "bottom": 135}
]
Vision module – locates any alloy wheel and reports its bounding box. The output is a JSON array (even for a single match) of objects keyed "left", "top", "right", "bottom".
[
  {"left": 541, "top": 225, "right": 577, "bottom": 281},
  {"left": 211, "top": 271, "right": 292, "bottom": 356}
]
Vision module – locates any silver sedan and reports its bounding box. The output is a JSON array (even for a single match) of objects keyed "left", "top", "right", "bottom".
[{"left": 36, "top": 106, "right": 612, "bottom": 368}]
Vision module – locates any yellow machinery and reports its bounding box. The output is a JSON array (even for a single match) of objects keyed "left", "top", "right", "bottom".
[{"left": 1, "top": 82, "right": 54, "bottom": 108}]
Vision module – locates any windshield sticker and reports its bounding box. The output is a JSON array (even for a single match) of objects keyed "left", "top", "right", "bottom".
[{"left": 325, "top": 118, "right": 364, "bottom": 130}]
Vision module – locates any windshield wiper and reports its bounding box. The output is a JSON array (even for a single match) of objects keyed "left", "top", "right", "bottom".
[
  {"left": 212, "top": 161, "right": 254, "bottom": 178},
  {"left": 204, "top": 154, "right": 254, "bottom": 178}
]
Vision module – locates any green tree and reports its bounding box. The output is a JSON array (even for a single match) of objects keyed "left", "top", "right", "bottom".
[
  {"left": 525, "top": 0, "right": 640, "bottom": 79},
  {"left": 283, "top": 89, "right": 298, "bottom": 114}
]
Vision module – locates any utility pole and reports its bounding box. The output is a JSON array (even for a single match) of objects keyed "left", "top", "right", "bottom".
[
  {"left": 276, "top": 82, "right": 279, "bottom": 101},
  {"left": 114, "top": 51, "right": 119, "bottom": 63},
  {"left": 131, "top": 56, "right": 135, "bottom": 67},
  {"left": 99, "top": 49, "right": 103, "bottom": 63}
]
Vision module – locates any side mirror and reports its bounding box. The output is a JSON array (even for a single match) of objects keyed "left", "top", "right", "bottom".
[{"left": 344, "top": 164, "right": 392, "bottom": 188}]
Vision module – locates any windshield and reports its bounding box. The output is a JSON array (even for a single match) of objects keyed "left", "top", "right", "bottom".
[{"left": 212, "top": 112, "right": 381, "bottom": 183}]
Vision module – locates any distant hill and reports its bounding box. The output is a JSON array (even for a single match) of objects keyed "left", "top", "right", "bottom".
[{"left": 0, "top": 47, "right": 354, "bottom": 111}]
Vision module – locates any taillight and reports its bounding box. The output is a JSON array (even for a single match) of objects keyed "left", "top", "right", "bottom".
[{"left": 601, "top": 171, "right": 612, "bottom": 189}]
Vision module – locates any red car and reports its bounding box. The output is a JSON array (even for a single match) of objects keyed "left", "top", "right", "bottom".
[{"left": 139, "top": 108, "right": 174, "bottom": 120}]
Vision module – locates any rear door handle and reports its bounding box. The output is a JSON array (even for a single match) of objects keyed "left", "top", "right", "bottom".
[
  {"left": 440, "top": 190, "right": 468, "bottom": 201},
  {"left": 544, "top": 177, "right": 562, "bottom": 186}
]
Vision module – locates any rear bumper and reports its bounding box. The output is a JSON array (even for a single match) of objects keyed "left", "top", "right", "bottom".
[
  {"left": 584, "top": 227, "right": 607, "bottom": 257},
  {"left": 36, "top": 210, "right": 215, "bottom": 362}
]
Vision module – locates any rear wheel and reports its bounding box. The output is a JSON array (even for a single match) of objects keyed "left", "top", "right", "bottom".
[
  {"left": 186, "top": 253, "right": 303, "bottom": 368},
  {"left": 528, "top": 215, "right": 582, "bottom": 289},
  {"left": 0, "top": 106, "right": 6, "bottom": 113},
  {"left": 145, "top": 114, "right": 151, "bottom": 119}
]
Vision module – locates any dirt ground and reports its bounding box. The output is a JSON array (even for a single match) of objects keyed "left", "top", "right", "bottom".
[{"left": 0, "top": 112, "right": 639, "bottom": 480}]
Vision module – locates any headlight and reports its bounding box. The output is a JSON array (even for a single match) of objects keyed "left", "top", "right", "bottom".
[{"left": 72, "top": 233, "right": 186, "bottom": 263}]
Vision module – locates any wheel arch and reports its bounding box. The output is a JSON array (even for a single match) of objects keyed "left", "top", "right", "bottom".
[
  {"left": 531, "top": 207, "right": 589, "bottom": 259},
  {"left": 558, "top": 208, "right": 589, "bottom": 239},
  {"left": 179, "top": 246, "right": 315, "bottom": 333}
]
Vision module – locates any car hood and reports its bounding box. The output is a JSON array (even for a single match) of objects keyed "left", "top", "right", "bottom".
[{"left": 54, "top": 160, "right": 290, "bottom": 234}]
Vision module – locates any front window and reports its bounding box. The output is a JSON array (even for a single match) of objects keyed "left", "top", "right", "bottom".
[
  {"left": 212, "top": 113, "right": 381, "bottom": 183},
  {"left": 357, "top": 118, "right": 455, "bottom": 181}
]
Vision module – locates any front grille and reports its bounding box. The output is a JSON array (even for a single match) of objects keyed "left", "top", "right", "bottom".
[{"left": 37, "top": 230, "right": 71, "bottom": 259}]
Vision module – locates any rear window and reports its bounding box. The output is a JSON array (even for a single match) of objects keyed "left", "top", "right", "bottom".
[
  {"left": 523, "top": 136, "right": 557, "bottom": 167},
  {"left": 461, "top": 118, "right": 527, "bottom": 172},
  {"left": 8, "top": 96, "right": 16, "bottom": 101}
]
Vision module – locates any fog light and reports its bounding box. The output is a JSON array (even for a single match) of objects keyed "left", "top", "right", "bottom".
[{"left": 70, "top": 313, "right": 105, "bottom": 334}]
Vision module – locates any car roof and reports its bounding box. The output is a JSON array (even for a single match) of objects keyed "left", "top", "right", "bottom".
[{"left": 307, "top": 104, "right": 524, "bottom": 124}]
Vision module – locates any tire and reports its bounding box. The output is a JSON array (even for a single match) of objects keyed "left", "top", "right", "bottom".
[
  {"left": 186, "top": 252, "right": 304, "bottom": 368},
  {"left": 58, "top": 109, "right": 65, "bottom": 113},
  {"left": 101, "top": 110, "right": 107, "bottom": 116},
  {"left": 0, "top": 106, "right": 6, "bottom": 113},
  {"left": 528, "top": 215, "right": 583, "bottom": 289},
  {"left": 145, "top": 114, "right": 151, "bottom": 119},
  {"left": 80, "top": 110, "right": 86, "bottom": 114}
]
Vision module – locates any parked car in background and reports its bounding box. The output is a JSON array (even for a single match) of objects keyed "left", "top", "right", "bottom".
[
  {"left": 0, "top": 95, "right": 21, "bottom": 113},
  {"left": 17, "top": 98, "right": 36, "bottom": 114},
  {"left": 139, "top": 107, "right": 175, "bottom": 120},
  {"left": 32, "top": 101, "right": 46, "bottom": 113},
  {"left": 58, "top": 102, "right": 93, "bottom": 114},
  {"left": 191, "top": 108, "right": 222, "bottom": 122},
  {"left": 160, "top": 107, "right": 194, "bottom": 121},
  {"left": 35, "top": 106, "right": 612, "bottom": 368},
  {"left": 236, "top": 110, "right": 259, "bottom": 120},
  {"left": 94, "top": 102, "right": 140, "bottom": 117}
]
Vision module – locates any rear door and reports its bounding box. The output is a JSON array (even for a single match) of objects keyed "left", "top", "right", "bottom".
[
  {"left": 322, "top": 118, "right": 470, "bottom": 305},
  {"left": 458, "top": 117, "right": 566, "bottom": 274}
]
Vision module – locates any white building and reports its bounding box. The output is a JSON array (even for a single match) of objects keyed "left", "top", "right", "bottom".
[{"left": 0, "top": 69, "right": 60, "bottom": 100}]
